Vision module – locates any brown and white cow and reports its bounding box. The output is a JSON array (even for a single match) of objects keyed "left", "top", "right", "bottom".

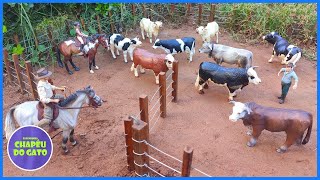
[
  {"left": 229, "top": 101, "right": 313, "bottom": 153},
  {"left": 131, "top": 48, "right": 175, "bottom": 84}
]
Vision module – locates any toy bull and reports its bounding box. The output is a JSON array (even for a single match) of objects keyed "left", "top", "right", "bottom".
[
  {"left": 199, "top": 42, "right": 253, "bottom": 68},
  {"left": 229, "top": 101, "right": 313, "bottom": 153},
  {"left": 195, "top": 62, "right": 261, "bottom": 101},
  {"left": 131, "top": 48, "right": 175, "bottom": 84}
]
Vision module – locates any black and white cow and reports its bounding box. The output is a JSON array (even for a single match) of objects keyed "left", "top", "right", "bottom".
[
  {"left": 262, "top": 32, "right": 289, "bottom": 64},
  {"left": 284, "top": 45, "right": 302, "bottom": 66},
  {"left": 108, "top": 34, "right": 142, "bottom": 63},
  {"left": 195, "top": 62, "right": 261, "bottom": 101},
  {"left": 152, "top": 37, "right": 196, "bottom": 62}
]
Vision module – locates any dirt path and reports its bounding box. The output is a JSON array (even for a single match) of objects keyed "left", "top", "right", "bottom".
[{"left": 3, "top": 26, "right": 317, "bottom": 176}]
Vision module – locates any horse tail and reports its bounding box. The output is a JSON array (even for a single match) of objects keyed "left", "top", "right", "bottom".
[
  {"left": 5, "top": 106, "right": 17, "bottom": 140},
  {"left": 302, "top": 113, "right": 313, "bottom": 145},
  {"left": 56, "top": 45, "right": 64, "bottom": 68}
]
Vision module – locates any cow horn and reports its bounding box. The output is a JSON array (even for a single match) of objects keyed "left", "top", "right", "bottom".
[{"left": 252, "top": 66, "right": 259, "bottom": 69}]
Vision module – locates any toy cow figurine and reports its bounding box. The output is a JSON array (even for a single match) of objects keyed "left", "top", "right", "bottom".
[
  {"left": 229, "top": 101, "right": 313, "bottom": 153},
  {"left": 131, "top": 48, "right": 175, "bottom": 84}
]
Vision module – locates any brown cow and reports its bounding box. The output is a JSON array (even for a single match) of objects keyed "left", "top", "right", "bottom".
[
  {"left": 229, "top": 101, "right": 312, "bottom": 153},
  {"left": 131, "top": 48, "right": 175, "bottom": 84}
]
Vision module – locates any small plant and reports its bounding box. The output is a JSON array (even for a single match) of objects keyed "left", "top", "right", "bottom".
[{"left": 12, "top": 44, "right": 25, "bottom": 55}]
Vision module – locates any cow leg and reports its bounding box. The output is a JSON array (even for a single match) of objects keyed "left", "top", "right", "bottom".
[
  {"left": 246, "top": 125, "right": 253, "bottom": 136},
  {"left": 280, "top": 54, "right": 286, "bottom": 64},
  {"left": 69, "top": 129, "right": 77, "bottom": 146},
  {"left": 123, "top": 51, "right": 128, "bottom": 63},
  {"left": 116, "top": 49, "right": 120, "bottom": 56},
  {"left": 268, "top": 50, "right": 275, "bottom": 63},
  {"left": 295, "top": 134, "right": 304, "bottom": 146},
  {"left": 141, "top": 28, "right": 145, "bottom": 40},
  {"left": 134, "top": 65, "right": 139, "bottom": 77},
  {"left": 247, "top": 127, "right": 263, "bottom": 147},
  {"left": 189, "top": 52, "right": 194, "bottom": 63},
  {"left": 130, "top": 63, "right": 135, "bottom": 72},
  {"left": 110, "top": 44, "right": 116, "bottom": 59},
  {"left": 227, "top": 88, "right": 237, "bottom": 101},
  {"left": 140, "top": 66, "right": 145, "bottom": 74},
  {"left": 129, "top": 49, "right": 134, "bottom": 61},
  {"left": 149, "top": 33, "right": 153, "bottom": 43},
  {"left": 216, "top": 32, "right": 219, "bottom": 43},
  {"left": 155, "top": 73, "right": 160, "bottom": 85},
  {"left": 277, "top": 132, "right": 299, "bottom": 153}
]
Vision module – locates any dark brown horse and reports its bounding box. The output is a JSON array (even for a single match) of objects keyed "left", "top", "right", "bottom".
[{"left": 57, "top": 34, "right": 109, "bottom": 74}]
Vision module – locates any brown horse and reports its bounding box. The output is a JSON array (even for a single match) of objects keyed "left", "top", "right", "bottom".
[{"left": 57, "top": 34, "right": 109, "bottom": 74}]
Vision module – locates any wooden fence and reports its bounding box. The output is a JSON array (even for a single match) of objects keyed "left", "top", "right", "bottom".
[{"left": 3, "top": 49, "right": 39, "bottom": 100}]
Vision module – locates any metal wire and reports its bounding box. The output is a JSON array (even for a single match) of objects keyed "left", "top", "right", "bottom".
[
  {"left": 166, "top": 83, "right": 173, "bottom": 91},
  {"left": 166, "top": 71, "right": 173, "bottom": 80},
  {"left": 149, "top": 108, "right": 160, "bottom": 123},
  {"left": 192, "top": 167, "right": 212, "bottom": 177},
  {"left": 150, "top": 112, "right": 162, "bottom": 132},
  {"left": 145, "top": 153, "right": 181, "bottom": 175},
  {"left": 149, "top": 86, "right": 161, "bottom": 103},
  {"left": 23, "top": 89, "right": 32, "bottom": 95},
  {"left": 145, "top": 141, "right": 183, "bottom": 164},
  {"left": 166, "top": 90, "right": 173, "bottom": 99},
  {"left": 145, "top": 164, "right": 165, "bottom": 177},
  {"left": 149, "top": 95, "right": 162, "bottom": 113},
  {"left": 11, "top": 81, "right": 19, "bottom": 87},
  {"left": 22, "top": 81, "right": 30, "bottom": 87}
]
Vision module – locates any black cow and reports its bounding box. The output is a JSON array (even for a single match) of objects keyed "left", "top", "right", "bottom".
[
  {"left": 262, "top": 32, "right": 289, "bottom": 64},
  {"left": 152, "top": 37, "right": 195, "bottom": 62},
  {"left": 195, "top": 62, "right": 261, "bottom": 101}
]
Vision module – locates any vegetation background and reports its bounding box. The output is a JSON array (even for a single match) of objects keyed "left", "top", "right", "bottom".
[{"left": 3, "top": 3, "right": 317, "bottom": 67}]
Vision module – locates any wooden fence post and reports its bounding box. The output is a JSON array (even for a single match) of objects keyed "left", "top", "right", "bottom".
[
  {"left": 159, "top": 72, "right": 166, "bottom": 118},
  {"left": 198, "top": 4, "right": 203, "bottom": 25},
  {"left": 142, "top": 4, "right": 147, "bottom": 17},
  {"left": 3, "top": 49, "right": 13, "bottom": 82},
  {"left": 124, "top": 118, "right": 134, "bottom": 171},
  {"left": 172, "top": 61, "right": 179, "bottom": 102},
  {"left": 47, "top": 26, "right": 56, "bottom": 52},
  {"left": 186, "top": 3, "right": 191, "bottom": 16},
  {"left": 132, "top": 120, "right": 149, "bottom": 176},
  {"left": 25, "top": 61, "right": 38, "bottom": 100},
  {"left": 170, "top": 4, "right": 175, "bottom": 15},
  {"left": 12, "top": 54, "right": 25, "bottom": 94},
  {"left": 109, "top": 11, "right": 115, "bottom": 33},
  {"left": 80, "top": 18, "right": 87, "bottom": 31},
  {"left": 65, "top": 20, "right": 70, "bottom": 35},
  {"left": 131, "top": 4, "right": 136, "bottom": 16},
  {"left": 96, "top": 15, "right": 102, "bottom": 34},
  {"left": 181, "top": 146, "right": 193, "bottom": 177},
  {"left": 209, "top": 4, "right": 216, "bottom": 22},
  {"left": 13, "top": 34, "right": 19, "bottom": 45},
  {"left": 139, "top": 95, "right": 149, "bottom": 142}
]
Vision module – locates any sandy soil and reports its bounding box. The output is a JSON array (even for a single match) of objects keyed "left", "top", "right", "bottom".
[{"left": 2, "top": 25, "right": 317, "bottom": 177}]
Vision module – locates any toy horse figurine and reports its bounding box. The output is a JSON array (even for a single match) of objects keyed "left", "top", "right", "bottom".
[{"left": 57, "top": 34, "right": 109, "bottom": 74}]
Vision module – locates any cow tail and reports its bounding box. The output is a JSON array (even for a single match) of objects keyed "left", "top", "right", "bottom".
[
  {"left": 192, "top": 40, "right": 196, "bottom": 54},
  {"left": 5, "top": 106, "right": 17, "bottom": 140},
  {"left": 302, "top": 113, "right": 313, "bottom": 145},
  {"left": 56, "top": 46, "right": 63, "bottom": 68}
]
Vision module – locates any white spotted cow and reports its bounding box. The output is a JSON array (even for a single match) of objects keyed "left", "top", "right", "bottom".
[
  {"left": 262, "top": 32, "right": 289, "bottom": 64},
  {"left": 152, "top": 37, "right": 195, "bottom": 62},
  {"left": 195, "top": 62, "right": 261, "bottom": 101},
  {"left": 108, "top": 34, "right": 142, "bottom": 63},
  {"left": 283, "top": 45, "right": 302, "bottom": 67},
  {"left": 140, "top": 18, "right": 163, "bottom": 43}
]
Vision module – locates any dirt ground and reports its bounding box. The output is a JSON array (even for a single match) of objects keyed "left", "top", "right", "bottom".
[{"left": 2, "top": 25, "right": 317, "bottom": 177}]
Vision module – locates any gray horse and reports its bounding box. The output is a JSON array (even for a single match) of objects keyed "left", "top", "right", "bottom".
[
  {"left": 199, "top": 42, "right": 253, "bottom": 68},
  {"left": 5, "top": 86, "right": 103, "bottom": 153}
]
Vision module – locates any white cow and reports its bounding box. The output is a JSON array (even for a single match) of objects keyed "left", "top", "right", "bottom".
[
  {"left": 196, "top": 21, "right": 219, "bottom": 43},
  {"left": 140, "top": 18, "right": 163, "bottom": 43}
]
